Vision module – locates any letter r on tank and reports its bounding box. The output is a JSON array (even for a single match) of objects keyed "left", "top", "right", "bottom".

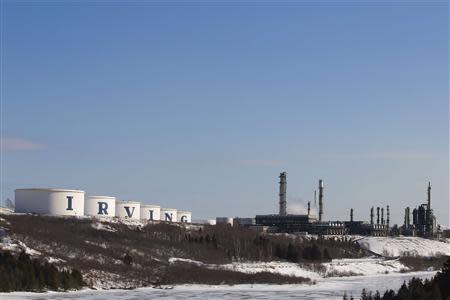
[
  {"left": 66, "top": 196, "right": 74, "bottom": 210},
  {"left": 98, "top": 202, "right": 108, "bottom": 215}
]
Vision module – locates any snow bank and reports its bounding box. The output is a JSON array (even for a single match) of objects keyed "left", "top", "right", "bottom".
[
  {"left": 169, "top": 257, "right": 410, "bottom": 279},
  {"left": 323, "top": 258, "right": 408, "bottom": 277},
  {"left": 357, "top": 236, "right": 450, "bottom": 257}
]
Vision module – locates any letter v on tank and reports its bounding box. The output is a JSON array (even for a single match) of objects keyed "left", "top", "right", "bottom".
[
  {"left": 84, "top": 196, "right": 116, "bottom": 218},
  {"left": 115, "top": 200, "right": 141, "bottom": 220}
]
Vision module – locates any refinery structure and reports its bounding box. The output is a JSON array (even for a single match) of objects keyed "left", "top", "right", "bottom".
[
  {"left": 7, "top": 172, "right": 443, "bottom": 239},
  {"left": 220, "top": 172, "right": 442, "bottom": 239}
]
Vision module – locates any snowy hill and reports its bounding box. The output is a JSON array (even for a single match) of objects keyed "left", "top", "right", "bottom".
[{"left": 357, "top": 236, "right": 450, "bottom": 257}]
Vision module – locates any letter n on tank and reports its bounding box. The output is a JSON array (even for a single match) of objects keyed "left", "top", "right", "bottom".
[
  {"left": 66, "top": 196, "right": 74, "bottom": 210},
  {"left": 124, "top": 206, "right": 135, "bottom": 218},
  {"left": 97, "top": 202, "right": 108, "bottom": 215},
  {"left": 165, "top": 213, "right": 172, "bottom": 221}
]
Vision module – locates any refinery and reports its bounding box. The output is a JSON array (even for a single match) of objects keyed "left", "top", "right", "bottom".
[
  {"left": 217, "top": 172, "right": 444, "bottom": 239},
  {"left": 8, "top": 172, "right": 444, "bottom": 239}
]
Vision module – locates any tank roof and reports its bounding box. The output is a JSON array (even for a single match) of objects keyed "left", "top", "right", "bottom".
[
  {"left": 87, "top": 195, "right": 116, "bottom": 199},
  {"left": 15, "top": 188, "right": 85, "bottom": 193},
  {"left": 116, "top": 200, "right": 141, "bottom": 204}
]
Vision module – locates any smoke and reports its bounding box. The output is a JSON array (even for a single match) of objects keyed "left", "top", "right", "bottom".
[{"left": 287, "top": 197, "right": 318, "bottom": 216}]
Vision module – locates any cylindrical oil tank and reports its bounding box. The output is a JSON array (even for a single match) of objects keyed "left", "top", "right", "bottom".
[
  {"left": 140, "top": 204, "right": 161, "bottom": 221},
  {"left": 207, "top": 219, "right": 217, "bottom": 225},
  {"left": 177, "top": 211, "right": 192, "bottom": 223},
  {"left": 85, "top": 196, "right": 116, "bottom": 218},
  {"left": 216, "top": 217, "right": 233, "bottom": 226},
  {"left": 115, "top": 200, "right": 141, "bottom": 220},
  {"left": 15, "top": 188, "right": 85, "bottom": 216},
  {"left": 160, "top": 208, "right": 177, "bottom": 222}
]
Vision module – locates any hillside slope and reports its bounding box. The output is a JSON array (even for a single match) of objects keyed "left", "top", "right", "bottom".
[{"left": 0, "top": 214, "right": 367, "bottom": 288}]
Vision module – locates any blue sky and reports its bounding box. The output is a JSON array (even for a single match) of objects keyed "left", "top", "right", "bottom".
[{"left": 1, "top": 0, "right": 448, "bottom": 225}]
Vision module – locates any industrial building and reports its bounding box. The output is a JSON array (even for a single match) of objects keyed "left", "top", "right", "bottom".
[
  {"left": 255, "top": 173, "right": 348, "bottom": 235},
  {"left": 401, "top": 182, "right": 439, "bottom": 238},
  {"left": 344, "top": 206, "right": 389, "bottom": 236},
  {"left": 13, "top": 188, "right": 192, "bottom": 224},
  {"left": 252, "top": 172, "right": 404, "bottom": 236}
]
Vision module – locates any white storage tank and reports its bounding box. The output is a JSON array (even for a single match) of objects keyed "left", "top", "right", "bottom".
[
  {"left": 177, "top": 211, "right": 192, "bottom": 223},
  {"left": 140, "top": 204, "right": 161, "bottom": 221},
  {"left": 85, "top": 196, "right": 116, "bottom": 218},
  {"left": 15, "top": 188, "right": 85, "bottom": 216},
  {"left": 160, "top": 208, "right": 177, "bottom": 222},
  {"left": 115, "top": 200, "right": 141, "bottom": 220},
  {"left": 216, "top": 217, "right": 233, "bottom": 226},
  {"left": 207, "top": 219, "right": 217, "bottom": 225}
]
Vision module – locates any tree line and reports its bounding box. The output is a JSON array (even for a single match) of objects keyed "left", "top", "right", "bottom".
[
  {"left": 0, "top": 251, "right": 84, "bottom": 292},
  {"left": 343, "top": 258, "right": 450, "bottom": 300}
]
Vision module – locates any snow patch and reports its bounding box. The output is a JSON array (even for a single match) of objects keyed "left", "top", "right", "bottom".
[
  {"left": 358, "top": 236, "right": 450, "bottom": 257},
  {"left": 91, "top": 222, "right": 117, "bottom": 232},
  {"left": 168, "top": 257, "right": 410, "bottom": 279}
]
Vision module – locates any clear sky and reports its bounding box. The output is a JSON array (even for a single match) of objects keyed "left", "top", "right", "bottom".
[{"left": 1, "top": 0, "right": 448, "bottom": 225}]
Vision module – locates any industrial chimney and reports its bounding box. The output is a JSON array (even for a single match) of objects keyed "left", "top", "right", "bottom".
[
  {"left": 350, "top": 208, "right": 354, "bottom": 222},
  {"left": 377, "top": 207, "right": 380, "bottom": 225},
  {"left": 370, "top": 207, "right": 374, "bottom": 225},
  {"left": 404, "top": 207, "right": 410, "bottom": 227},
  {"left": 427, "top": 181, "right": 431, "bottom": 209},
  {"left": 381, "top": 207, "right": 384, "bottom": 225},
  {"left": 386, "top": 205, "right": 390, "bottom": 228},
  {"left": 307, "top": 201, "right": 311, "bottom": 217},
  {"left": 318, "top": 180, "right": 324, "bottom": 222},
  {"left": 279, "top": 172, "right": 287, "bottom": 216}
]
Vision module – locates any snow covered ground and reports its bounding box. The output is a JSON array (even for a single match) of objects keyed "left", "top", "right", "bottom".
[
  {"left": 169, "top": 256, "right": 410, "bottom": 278},
  {"left": 0, "top": 271, "right": 435, "bottom": 300},
  {"left": 357, "top": 236, "right": 450, "bottom": 257}
]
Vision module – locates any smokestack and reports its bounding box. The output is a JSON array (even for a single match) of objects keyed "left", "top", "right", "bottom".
[
  {"left": 381, "top": 208, "right": 384, "bottom": 225},
  {"left": 279, "top": 172, "right": 287, "bottom": 216},
  {"left": 427, "top": 181, "right": 431, "bottom": 209},
  {"left": 377, "top": 207, "right": 380, "bottom": 225},
  {"left": 318, "top": 180, "right": 324, "bottom": 222},
  {"left": 370, "top": 207, "right": 374, "bottom": 225},
  {"left": 387, "top": 205, "right": 390, "bottom": 228},
  {"left": 405, "top": 207, "right": 410, "bottom": 227},
  {"left": 350, "top": 208, "right": 354, "bottom": 222},
  {"left": 307, "top": 201, "right": 311, "bottom": 217},
  {"left": 314, "top": 190, "right": 317, "bottom": 207}
]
